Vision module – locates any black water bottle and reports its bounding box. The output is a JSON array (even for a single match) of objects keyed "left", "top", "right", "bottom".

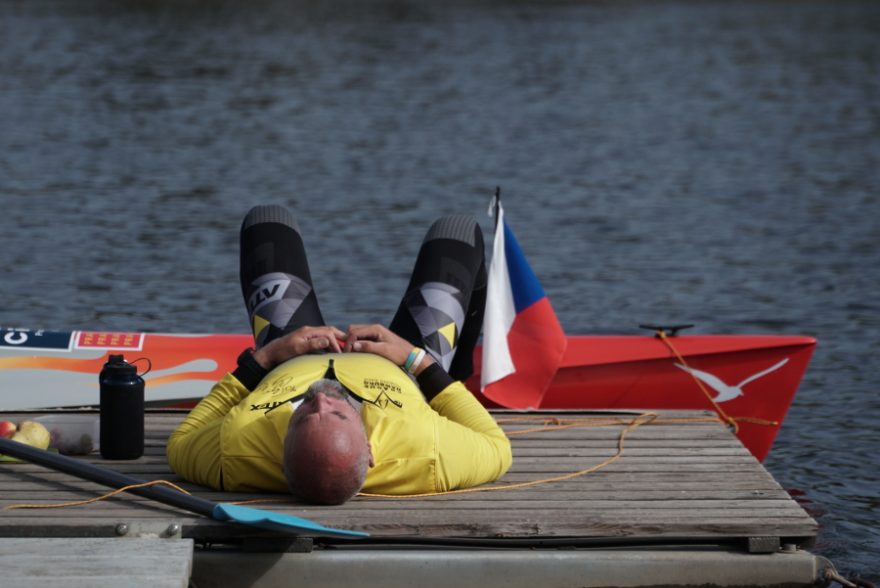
[{"left": 99, "top": 354, "right": 144, "bottom": 459}]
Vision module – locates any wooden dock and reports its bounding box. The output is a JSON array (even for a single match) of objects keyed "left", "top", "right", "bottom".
[{"left": 0, "top": 408, "right": 823, "bottom": 588}]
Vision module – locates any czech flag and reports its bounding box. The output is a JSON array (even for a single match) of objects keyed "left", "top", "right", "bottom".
[{"left": 480, "top": 203, "right": 567, "bottom": 409}]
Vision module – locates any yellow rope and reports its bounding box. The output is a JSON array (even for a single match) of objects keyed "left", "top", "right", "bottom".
[
  {"left": 733, "top": 416, "right": 778, "bottom": 425},
  {"left": 228, "top": 497, "right": 290, "bottom": 505},
  {"left": 496, "top": 415, "right": 638, "bottom": 435},
  {"left": 655, "top": 330, "right": 743, "bottom": 432},
  {"left": 4, "top": 479, "right": 191, "bottom": 510}
]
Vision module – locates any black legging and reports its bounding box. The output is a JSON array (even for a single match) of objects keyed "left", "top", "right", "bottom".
[{"left": 239, "top": 206, "right": 486, "bottom": 381}]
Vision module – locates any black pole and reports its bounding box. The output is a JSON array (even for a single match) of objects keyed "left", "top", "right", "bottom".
[{"left": 0, "top": 438, "right": 216, "bottom": 518}]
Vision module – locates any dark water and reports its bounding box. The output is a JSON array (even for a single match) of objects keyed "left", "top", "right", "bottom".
[{"left": 1, "top": 0, "right": 878, "bottom": 578}]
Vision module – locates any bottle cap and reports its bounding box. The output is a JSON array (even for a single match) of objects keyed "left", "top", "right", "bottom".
[{"left": 102, "top": 354, "right": 137, "bottom": 376}]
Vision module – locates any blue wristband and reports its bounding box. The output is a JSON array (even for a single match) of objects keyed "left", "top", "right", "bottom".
[{"left": 404, "top": 348, "right": 421, "bottom": 371}]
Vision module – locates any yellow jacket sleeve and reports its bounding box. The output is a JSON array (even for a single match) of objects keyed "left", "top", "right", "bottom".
[
  {"left": 429, "top": 382, "right": 513, "bottom": 491},
  {"left": 166, "top": 373, "right": 249, "bottom": 490}
]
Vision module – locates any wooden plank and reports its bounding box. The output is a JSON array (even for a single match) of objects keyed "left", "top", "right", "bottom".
[
  {"left": 0, "top": 476, "right": 790, "bottom": 499},
  {"left": 0, "top": 513, "right": 813, "bottom": 531},
  {"left": 0, "top": 473, "right": 788, "bottom": 489},
  {"left": 0, "top": 485, "right": 795, "bottom": 500},
  {"left": 0, "top": 537, "right": 193, "bottom": 587},
  {"left": 0, "top": 497, "right": 809, "bottom": 512},
  {"left": 0, "top": 461, "right": 776, "bottom": 478}
]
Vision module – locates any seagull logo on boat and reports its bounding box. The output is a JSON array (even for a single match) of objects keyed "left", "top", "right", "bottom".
[{"left": 673, "top": 358, "right": 789, "bottom": 403}]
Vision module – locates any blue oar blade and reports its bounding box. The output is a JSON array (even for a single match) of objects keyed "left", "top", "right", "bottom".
[{"left": 212, "top": 503, "right": 368, "bottom": 538}]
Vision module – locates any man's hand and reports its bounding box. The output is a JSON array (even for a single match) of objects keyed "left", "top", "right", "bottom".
[
  {"left": 252, "top": 325, "right": 346, "bottom": 371},
  {"left": 343, "top": 324, "right": 434, "bottom": 376}
]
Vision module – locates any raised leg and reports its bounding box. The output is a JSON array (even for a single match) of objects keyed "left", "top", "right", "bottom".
[
  {"left": 389, "top": 215, "right": 487, "bottom": 381},
  {"left": 239, "top": 205, "right": 326, "bottom": 348}
]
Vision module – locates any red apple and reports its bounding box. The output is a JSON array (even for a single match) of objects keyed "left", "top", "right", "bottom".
[{"left": 0, "top": 420, "right": 17, "bottom": 439}]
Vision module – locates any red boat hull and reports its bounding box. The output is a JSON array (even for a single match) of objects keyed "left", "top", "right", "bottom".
[{"left": 465, "top": 335, "right": 816, "bottom": 461}]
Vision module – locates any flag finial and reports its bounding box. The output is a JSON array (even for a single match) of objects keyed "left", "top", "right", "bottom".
[{"left": 488, "top": 186, "right": 502, "bottom": 229}]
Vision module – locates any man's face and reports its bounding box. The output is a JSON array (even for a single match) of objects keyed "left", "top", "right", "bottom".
[{"left": 290, "top": 386, "right": 360, "bottom": 431}]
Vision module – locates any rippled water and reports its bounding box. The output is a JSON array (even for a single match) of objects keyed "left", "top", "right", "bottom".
[{"left": 1, "top": 0, "right": 878, "bottom": 578}]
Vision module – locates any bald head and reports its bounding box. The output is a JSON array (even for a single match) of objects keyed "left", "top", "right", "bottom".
[{"left": 283, "top": 380, "right": 372, "bottom": 505}]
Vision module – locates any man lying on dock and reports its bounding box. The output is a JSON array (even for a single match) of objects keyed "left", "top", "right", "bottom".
[{"left": 167, "top": 205, "right": 512, "bottom": 505}]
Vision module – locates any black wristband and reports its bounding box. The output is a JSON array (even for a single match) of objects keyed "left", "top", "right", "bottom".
[
  {"left": 416, "top": 362, "right": 455, "bottom": 402},
  {"left": 233, "top": 348, "right": 269, "bottom": 391}
]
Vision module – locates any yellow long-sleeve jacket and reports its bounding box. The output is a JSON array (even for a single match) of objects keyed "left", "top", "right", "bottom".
[{"left": 166, "top": 352, "right": 512, "bottom": 495}]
